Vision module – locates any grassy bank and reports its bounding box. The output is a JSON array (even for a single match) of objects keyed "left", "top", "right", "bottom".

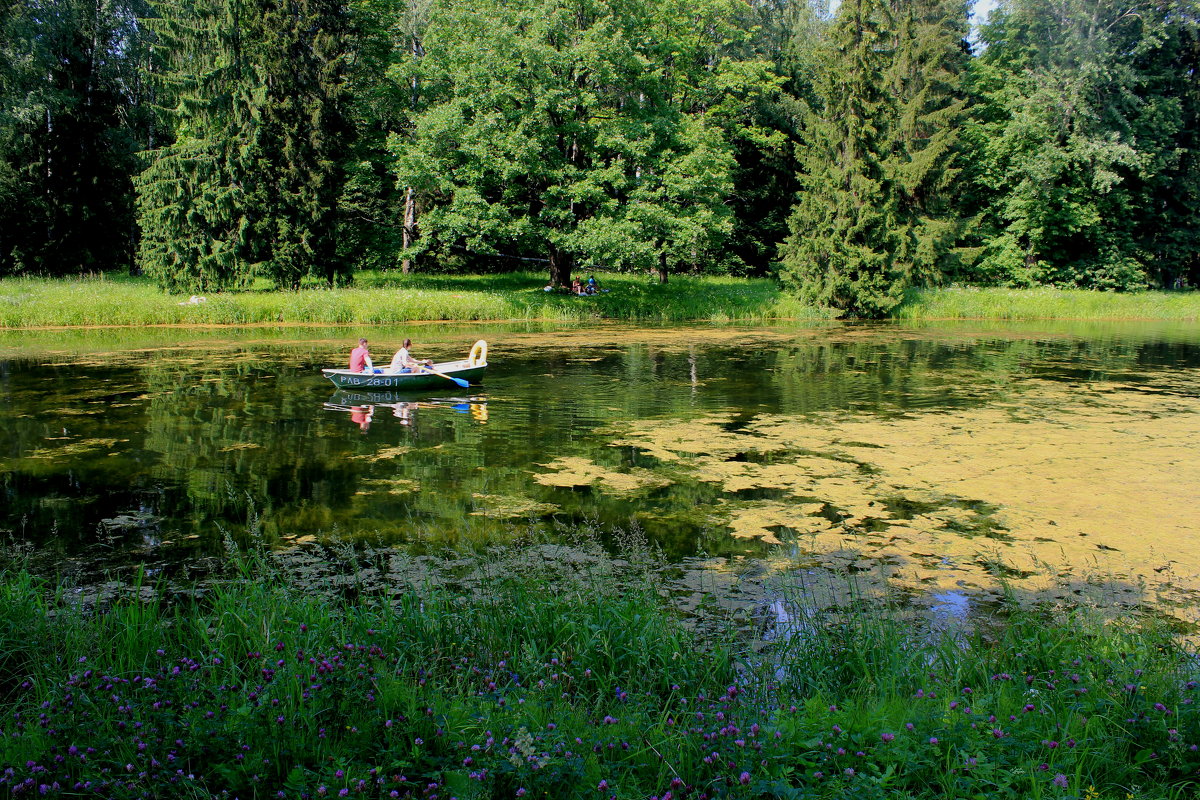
[
  {"left": 0, "top": 272, "right": 828, "bottom": 328},
  {"left": 2, "top": 273, "right": 1198, "bottom": 328},
  {"left": 896, "top": 286, "right": 1200, "bottom": 321},
  {"left": 3, "top": 547, "right": 1199, "bottom": 799}
]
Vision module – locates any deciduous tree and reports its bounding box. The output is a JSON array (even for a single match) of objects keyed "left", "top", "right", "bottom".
[{"left": 388, "top": 0, "right": 756, "bottom": 286}]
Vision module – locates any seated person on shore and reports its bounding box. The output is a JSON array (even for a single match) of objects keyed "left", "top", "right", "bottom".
[
  {"left": 349, "top": 338, "right": 376, "bottom": 373},
  {"left": 585, "top": 275, "right": 599, "bottom": 295},
  {"left": 571, "top": 278, "right": 584, "bottom": 295},
  {"left": 389, "top": 338, "right": 433, "bottom": 373}
]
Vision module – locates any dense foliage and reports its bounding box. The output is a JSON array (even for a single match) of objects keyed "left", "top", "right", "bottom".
[
  {"left": 134, "top": 0, "right": 351, "bottom": 291},
  {"left": 0, "top": 0, "right": 156, "bottom": 276},
  {"left": 779, "top": 0, "right": 970, "bottom": 317},
  {"left": 1, "top": 0, "right": 1197, "bottom": 310}
]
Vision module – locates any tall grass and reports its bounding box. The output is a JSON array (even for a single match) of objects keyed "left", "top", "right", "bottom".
[
  {"left": 896, "top": 285, "right": 1200, "bottom": 321},
  {"left": 0, "top": 272, "right": 833, "bottom": 328},
  {"left": 3, "top": 543, "right": 1200, "bottom": 799},
  {"left": 5, "top": 274, "right": 1198, "bottom": 328}
]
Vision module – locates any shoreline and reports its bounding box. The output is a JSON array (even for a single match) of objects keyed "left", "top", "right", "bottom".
[
  {"left": 3, "top": 312, "right": 1200, "bottom": 332},
  {"left": 4, "top": 274, "right": 1199, "bottom": 329}
]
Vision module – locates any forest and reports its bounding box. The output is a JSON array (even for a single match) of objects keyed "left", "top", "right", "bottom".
[{"left": 1, "top": 0, "right": 1197, "bottom": 317}]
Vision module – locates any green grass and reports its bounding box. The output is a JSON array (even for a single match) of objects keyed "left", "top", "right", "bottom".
[
  {"left": 0, "top": 271, "right": 832, "bottom": 328},
  {"left": 896, "top": 285, "right": 1200, "bottom": 321},
  {"left": 3, "top": 542, "right": 1200, "bottom": 799},
  {"left": 3, "top": 273, "right": 1198, "bottom": 328}
]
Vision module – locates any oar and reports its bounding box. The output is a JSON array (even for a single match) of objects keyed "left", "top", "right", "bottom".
[{"left": 421, "top": 365, "right": 470, "bottom": 388}]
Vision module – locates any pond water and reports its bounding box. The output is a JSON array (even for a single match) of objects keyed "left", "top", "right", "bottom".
[{"left": 2, "top": 320, "right": 1198, "bottom": 615}]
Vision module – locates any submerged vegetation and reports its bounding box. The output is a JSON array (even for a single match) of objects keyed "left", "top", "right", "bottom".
[{"left": 3, "top": 540, "right": 1200, "bottom": 799}]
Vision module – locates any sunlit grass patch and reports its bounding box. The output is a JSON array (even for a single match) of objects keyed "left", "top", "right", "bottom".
[
  {"left": 0, "top": 271, "right": 833, "bottom": 328},
  {"left": 897, "top": 286, "right": 1200, "bottom": 321},
  {"left": 4, "top": 274, "right": 1198, "bottom": 328}
]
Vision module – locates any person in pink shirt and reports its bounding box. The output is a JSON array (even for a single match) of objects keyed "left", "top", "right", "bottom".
[{"left": 349, "top": 338, "right": 373, "bottom": 372}]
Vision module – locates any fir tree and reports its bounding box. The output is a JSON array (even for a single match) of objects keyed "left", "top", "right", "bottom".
[
  {"left": 135, "top": 0, "right": 351, "bottom": 291},
  {"left": 247, "top": 0, "right": 352, "bottom": 288},
  {"left": 780, "top": 0, "right": 903, "bottom": 317},
  {"left": 779, "top": 0, "right": 967, "bottom": 317},
  {"left": 885, "top": 0, "right": 971, "bottom": 283},
  {"left": 0, "top": 0, "right": 154, "bottom": 276},
  {"left": 135, "top": 0, "right": 259, "bottom": 292}
]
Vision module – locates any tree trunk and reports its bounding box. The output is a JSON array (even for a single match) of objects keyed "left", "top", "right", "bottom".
[
  {"left": 658, "top": 250, "right": 669, "bottom": 284},
  {"left": 549, "top": 244, "right": 572, "bottom": 287},
  {"left": 401, "top": 186, "right": 415, "bottom": 273}
]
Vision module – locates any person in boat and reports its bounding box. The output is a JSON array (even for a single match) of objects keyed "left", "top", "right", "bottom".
[
  {"left": 349, "top": 338, "right": 374, "bottom": 373},
  {"left": 389, "top": 338, "right": 433, "bottom": 374}
]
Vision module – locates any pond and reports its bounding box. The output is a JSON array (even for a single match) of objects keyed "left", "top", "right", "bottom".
[{"left": 2, "top": 320, "right": 1198, "bottom": 616}]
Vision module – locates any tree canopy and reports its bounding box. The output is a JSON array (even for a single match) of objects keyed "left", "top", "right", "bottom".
[{"left": 0, "top": 0, "right": 1196, "bottom": 306}]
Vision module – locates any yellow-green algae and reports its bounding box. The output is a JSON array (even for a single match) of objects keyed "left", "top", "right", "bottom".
[
  {"left": 18, "top": 437, "right": 125, "bottom": 460},
  {"left": 533, "top": 456, "right": 673, "bottom": 496},
  {"left": 469, "top": 493, "right": 559, "bottom": 519},
  {"left": 357, "top": 477, "right": 419, "bottom": 496},
  {"left": 606, "top": 377, "right": 1200, "bottom": 613}
]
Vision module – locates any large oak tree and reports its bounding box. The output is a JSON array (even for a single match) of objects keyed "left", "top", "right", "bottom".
[{"left": 388, "top": 0, "right": 767, "bottom": 285}]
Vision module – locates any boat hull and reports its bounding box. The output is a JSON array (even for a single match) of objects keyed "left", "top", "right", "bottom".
[{"left": 322, "top": 360, "right": 486, "bottom": 390}]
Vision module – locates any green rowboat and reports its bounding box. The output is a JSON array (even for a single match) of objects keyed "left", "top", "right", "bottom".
[
  {"left": 322, "top": 340, "right": 488, "bottom": 390},
  {"left": 321, "top": 359, "right": 486, "bottom": 390}
]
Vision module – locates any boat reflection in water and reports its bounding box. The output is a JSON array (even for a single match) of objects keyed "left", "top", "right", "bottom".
[{"left": 323, "top": 390, "right": 488, "bottom": 431}]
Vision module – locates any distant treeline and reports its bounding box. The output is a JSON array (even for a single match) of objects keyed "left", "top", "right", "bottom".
[{"left": 1, "top": 0, "right": 1197, "bottom": 316}]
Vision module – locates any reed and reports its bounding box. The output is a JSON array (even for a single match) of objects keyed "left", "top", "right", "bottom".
[{"left": 3, "top": 543, "right": 1199, "bottom": 799}]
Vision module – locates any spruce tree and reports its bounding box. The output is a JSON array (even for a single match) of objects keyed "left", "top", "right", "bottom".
[
  {"left": 886, "top": 0, "right": 971, "bottom": 283},
  {"left": 136, "top": 0, "right": 351, "bottom": 291},
  {"left": 779, "top": 0, "right": 967, "bottom": 317},
  {"left": 0, "top": 0, "right": 154, "bottom": 276},
  {"left": 248, "top": 0, "right": 351, "bottom": 288},
  {"left": 779, "top": 0, "right": 904, "bottom": 317},
  {"left": 135, "top": 0, "right": 259, "bottom": 292}
]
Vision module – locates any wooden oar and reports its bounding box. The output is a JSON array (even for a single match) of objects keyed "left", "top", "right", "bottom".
[{"left": 421, "top": 365, "right": 470, "bottom": 388}]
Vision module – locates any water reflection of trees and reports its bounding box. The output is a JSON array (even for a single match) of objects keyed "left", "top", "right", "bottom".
[{"left": 2, "top": 328, "right": 1197, "bottom": 564}]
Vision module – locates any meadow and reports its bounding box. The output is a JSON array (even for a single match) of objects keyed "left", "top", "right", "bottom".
[
  {"left": 0, "top": 272, "right": 826, "bottom": 328},
  {"left": 3, "top": 272, "right": 1199, "bottom": 328},
  {"left": 2, "top": 541, "right": 1199, "bottom": 799},
  {"left": 895, "top": 286, "right": 1200, "bottom": 322}
]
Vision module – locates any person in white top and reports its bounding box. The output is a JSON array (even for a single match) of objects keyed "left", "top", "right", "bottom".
[{"left": 389, "top": 338, "right": 433, "bottom": 373}]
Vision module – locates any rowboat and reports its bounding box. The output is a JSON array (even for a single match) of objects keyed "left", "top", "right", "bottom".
[{"left": 322, "top": 340, "right": 487, "bottom": 390}]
